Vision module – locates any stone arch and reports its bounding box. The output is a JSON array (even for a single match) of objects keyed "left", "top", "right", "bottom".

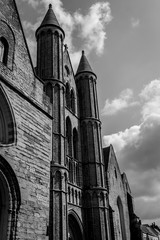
[
  {"left": 0, "top": 85, "right": 16, "bottom": 145},
  {"left": 47, "top": 29, "right": 52, "bottom": 34},
  {"left": 54, "top": 30, "right": 59, "bottom": 37},
  {"left": 117, "top": 196, "right": 127, "bottom": 240},
  {"left": 68, "top": 210, "right": 84, "bottom": 240},
  {"left": 0, "top": 20, "right": 15, "bottom": 70},
  {"left": 0, "top": 155, "right": 21, "bottom": 239}
]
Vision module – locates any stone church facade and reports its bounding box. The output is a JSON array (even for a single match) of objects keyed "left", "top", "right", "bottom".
[{"left": 0, "top": 1, "right": 140, "bottom": 239}]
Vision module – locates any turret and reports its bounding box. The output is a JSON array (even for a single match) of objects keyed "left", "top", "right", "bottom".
[
  {"left": 75, "top": 51, "right": 111, "bottom": 240},
  {"left": 36, "top": 5, "right": 67, "bottom": 240},
  {"left": 75, "top": 50, "right": 99, "bottom": 120},
  {"left": 36, "top": 4, "right": 64, "bottom": 80}
]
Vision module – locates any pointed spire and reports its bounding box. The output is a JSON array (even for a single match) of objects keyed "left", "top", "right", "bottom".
[
  {"left": 76, "top": 50, "right": 96, "bottom": 77},
  {"left": 40, "top": 3, "right": 60, "bottom": 27}
]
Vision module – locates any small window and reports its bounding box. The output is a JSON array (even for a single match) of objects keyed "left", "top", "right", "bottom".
[
  {"left": 114, "top": 168, "right": 117, "bottom": 179},
  {"left": 0, "top": 38, "right": 8, "bottom": 65},
  {"left": 65, "top": 65, "right": 70, "bottom": 76}
]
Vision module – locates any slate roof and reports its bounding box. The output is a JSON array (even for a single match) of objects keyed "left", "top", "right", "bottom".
[
  {"left": 40, "top": 4, "right": 60, "bottom": 27},
  {"left": 76, "top": 51, "right": 96, "bottom": 77}
]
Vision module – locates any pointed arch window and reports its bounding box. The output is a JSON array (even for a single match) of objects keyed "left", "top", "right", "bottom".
[
  {"left": 0, "top": 156, "right": 21, "bottom": 239},
  {"left": 65, "top": 65, "right": 70, "bottom": 77},
  {"left": 66, "top": 117, "right": 72, "bottom": 156},
  {"left": 0, "top": 37, "right": 8, "bottom": 65},
  {"left": 0, "top": 86, "right": 15, "bottom": 144}
]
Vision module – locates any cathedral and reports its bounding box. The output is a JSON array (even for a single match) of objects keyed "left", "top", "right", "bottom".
[{"left": 0, "top": 0, "right": 141, "bottom": 239}]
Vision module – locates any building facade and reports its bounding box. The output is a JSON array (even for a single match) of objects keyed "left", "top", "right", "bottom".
[{"left": 0, "top": 1, "right": 139, "bottom": 239}]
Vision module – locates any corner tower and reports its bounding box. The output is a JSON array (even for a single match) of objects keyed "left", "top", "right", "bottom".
[
  {"left": 36, "top": 5, "right": 67, "bottom": 240},
  {"left": 75, "top": 51, "right": 111, "bottom": 240}
]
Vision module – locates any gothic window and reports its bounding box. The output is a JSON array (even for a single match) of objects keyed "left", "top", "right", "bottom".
[
  {"left": 70, "top": 89, "right": 75, "bottom": 113},
  {"left": 0, "top": 156, "right": 21, "bottom": 239},
  {"left": 65, "top": 65, "right": 70, "bottom": 76},
  {"left": 68, "top": 213, "right": 84, "bottom": 240},
  {"left": 66, "top": 117, "right": 72, "bottom": 156},
  {"left": 0, "top": 86, "right": 15, "bottom": 144},
  {"left": 0, "top": 37, "right": 8, "bottom": 65},
  {"left": 66, "top": 82, "right": 70, "bottom": 109},
  {"left": 114, "top": 168, "right": 117, "bottom": 179},
  {"left": 73, "top": 128, "right": 78, "bottom": 160}
]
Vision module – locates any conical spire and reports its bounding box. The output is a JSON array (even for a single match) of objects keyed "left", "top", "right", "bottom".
[
  {"left": 40, "top": 4, "right": 60, "bottom": 27},
  {"left": 76, "top": 51, "right": 96, "bottom": 77}
]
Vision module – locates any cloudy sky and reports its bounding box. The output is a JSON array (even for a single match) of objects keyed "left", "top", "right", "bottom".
[{"left": 15, "top": 0, "right": 160, "bottom": 225}]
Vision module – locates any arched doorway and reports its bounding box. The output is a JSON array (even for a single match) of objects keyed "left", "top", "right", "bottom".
[
  {"left": 0, "top": 156, "right": 21, "bottom": 240},
  {"left": 68, "top": 212, "right": 84, "bottom": 240}
]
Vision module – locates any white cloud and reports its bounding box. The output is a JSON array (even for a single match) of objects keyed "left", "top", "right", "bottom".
[
  {"left": 140, "top": 79, "right": 160, "bottom": 120},
  {"left": 19, "top": 0, "right": 112, "bottom": 68},
  {"left": 131, "top": 18, "right": 140, "bottom": 28},
  {"left": 101, "top": 88, "right": 138, "bottom": 116},
  {"left": 74, "top": 2, "right": 112, "bottom": 55},
  {"left": 103, "top": 79, "right": 160, "bottom": 222}
]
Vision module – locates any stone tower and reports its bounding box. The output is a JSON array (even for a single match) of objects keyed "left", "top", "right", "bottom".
[
  {"left": 75, "top": 51, "right": 111, "bottom": 240},
  {"left": 36, "top": 4, "right": 67, "bottom": 240}
]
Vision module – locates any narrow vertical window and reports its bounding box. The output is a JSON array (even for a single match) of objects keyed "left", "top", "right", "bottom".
[
  {"left": 70, "top": 89, "right": 75, "bottom": 113},
  {"left": 66, "top": 82, "right": 70, "bottom": 108},
  {"left": 73, "top": 128, "right": 78, "bottom": 160},
  {"left": 0, "top": 38, "right": 8, "bottom": 65},
  {"left": 66, "top": 117, "right": 72, "bottom": 156}
]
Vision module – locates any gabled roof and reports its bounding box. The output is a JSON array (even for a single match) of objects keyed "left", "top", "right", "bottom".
[
  {"left": 142, "top": 225, "right": 158, "bottom": 237},
  {"left": 75, "top": 51, "right": 96, "bottom": 77},
  {"left": 40, "top": 4, "right": 60, "bottom": 28}
]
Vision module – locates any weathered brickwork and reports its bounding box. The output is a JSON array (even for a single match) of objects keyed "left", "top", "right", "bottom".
[{"left": 0, "top": 1, "right": 138, "bottom": 240}]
